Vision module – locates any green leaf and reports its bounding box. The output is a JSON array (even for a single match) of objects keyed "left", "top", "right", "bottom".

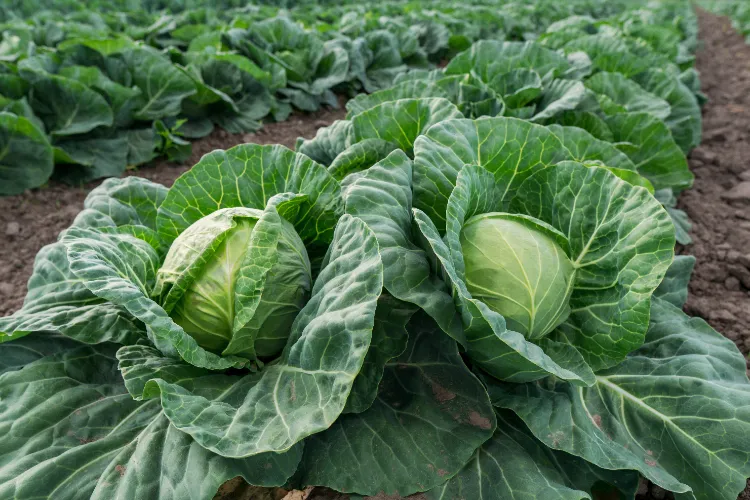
[
  {"left": 548, "top": 110, "right": 614, "bottom": 142},
  {"left": 125, "top": 128, "right": 158, "bottom": 166},
  {"left": 446, "top": 41, "right": 569, "bottom": 82},
  {"left": 53, "top": 133, "right": 129, "bottom": 184},
  {"left": 487, "top": 68, "right": 542, "bottom": 109},
  {"left": 654, "top": 255, "right": 695, "bottom": 309},
  {"left": 546, "top": 124, "right": 636, "bottom": 171},
  {"left": 0, "top": 333, "right": 81, "bottom": 375},
  {"left": 328, "top": 139, "right": 400, "bottom": 181},
  {"left": 343, "top": 295, "right": 414, "bottom": 413},
  {"left": 345, "top": 79, "right": 448, "bottom": 117},
  {"left": 585, "top": 72, "right": 670, "bottom": 120},
  {"left": 413, "top": 117, "right": 572, "bottom": 232},
  {"left": 0, "top": 111, "right": 54, "bottom": 196},
  {"left": 512, "top": 161, "right": 675, "bottom": 371},
  {"left": 426, "top": 410, "right": 640, "bottom": 500},
  {"left": 156, "top": 144, "right": 342, "bottom": 251},
  {"left": 297, "top": 312, "right": 495, "bottom": 496},
  {"left": 136, "top": 215, "right": 383, "bottom": 457},
  {"left": 58, "top": 64, "right": 143, "bottom": 127},
  {"left": 489, "top": 298, "right": 750, "bottom": 500},
  {"left": 295, "top": 119, "right": 352, "bottom": 166},
  {"left": 531, "top": 79, "right": 588, "bottom": 122},
  {"left": 606, "top": 112, "right": 694, "bottom": 192},
  {"left": 343, "top": 150, "right": 464, "bottom": 344},
  {"left": 123, "top": 48, "right": 196, "bottom": 120},
  {"left": 563, "top": 35, "right": 669, "bottom": 78},
  {"left": 23, "top": 71, "right": 113, "bottom": 136},
  {"left": 350, "top": 97, "right": 463, "bottom": 154},
  {"left": 76, "top": 176, "right": 167, "bottom": 234},
  {"left": 0, "top": 342, "right": 301, "bottom": 500},
  {"left": 0, "top": 241, "right": 145, "bottom": 346},
  {"left": 634, "top": 68, "right": 702, "bottom": 154}
]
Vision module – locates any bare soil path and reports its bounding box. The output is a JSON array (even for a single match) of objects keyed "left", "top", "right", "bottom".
[{"left": 681, "top": 9, "right": 750, "bottom": 375}]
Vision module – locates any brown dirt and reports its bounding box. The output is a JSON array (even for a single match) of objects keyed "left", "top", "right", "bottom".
[
  {"left": 680, "top": 9, "right": 750, "bottom": 377},
  {"left": 0, "top": 105, "right": 345, "bottom": 317}
]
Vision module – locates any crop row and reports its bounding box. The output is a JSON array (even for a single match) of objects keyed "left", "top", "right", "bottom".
[
  {"left": 2, "top": 0, "right": 653, "bottom": 195},
  {"left": 1, "top": 1, "right": 749, "bottom": 500}
]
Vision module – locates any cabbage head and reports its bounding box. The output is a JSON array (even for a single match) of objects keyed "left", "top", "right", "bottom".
[
  {"left": 155, "top": 208, "right": 311, "bottom": 359},
  {"left": 412, "top": 117, "right": 676, "bottom": 384},
  {"left": 460, "top": 213, "right": 575, "bottom": 340}
]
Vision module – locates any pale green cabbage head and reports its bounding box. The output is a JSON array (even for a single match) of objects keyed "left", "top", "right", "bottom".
[
  {"left": 460, "top": 212, "right": 575, "bottom": 340},
  {"left": 157, "top": 207, "right": 312, "bottom": 358}
]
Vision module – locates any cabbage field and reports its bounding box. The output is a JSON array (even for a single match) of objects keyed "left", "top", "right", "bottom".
[{"left": 1, "top": 0, "right": 749, "bottom": 499}]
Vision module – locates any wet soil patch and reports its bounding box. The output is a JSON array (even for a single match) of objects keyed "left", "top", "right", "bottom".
[{"left": 0, "top": 105, "right": 345, "bottom": 316}]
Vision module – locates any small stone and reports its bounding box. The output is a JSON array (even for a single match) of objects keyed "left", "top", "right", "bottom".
[
  {"left": 727, "top": 250, "right": 741, "bottom": 263},
  {"left": 729, "top": 264, "right": 750, "bottom": 288},
  {"left": 744, "top": 338, "right": 750, "bottom": 350},
  {"left": 725, "top": 276, "right": 742, "bottom": 291},
  {"left": 704, "top": 262, "right": 728, "bottom": 283},
  {"left": 314, "top": 120, "right": 329, "bottom": 128},
  {"left": 690, "top": 148, "right": 717, "bottom": 165},
  {"left": 5, "top": 222, "right": 20, "bottom": 236},
  {"left": 0, "top": 282, "right": 13, "bottom": 296},
  {"left": 722, "top": 182, "right": 750, "bottom": 202},
  {"left": 740, "top": 170, "right": 750, "bottom": 182},
  {"left": 705, "top": 128, "right": 728, "bottom": 142},
  {"left": 650, "top": 484, "right": 667, "bottom": 500},
  {"left": 739, "top": 254, "right": 750, "bottom": 269},
  {"left": 726, "top": 330, "right": 741, "bottom": 341},
  {"left": 709, "top": 309, "right": 738, "bottom": 322}
]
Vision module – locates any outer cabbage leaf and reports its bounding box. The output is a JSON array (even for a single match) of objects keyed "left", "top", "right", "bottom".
[
  {"left": 156, "top": 144, "right": 342, "bottom": 252},
  {"left": 295, "top": 119, "right": 352, "bottom": 166},
  {"left": 342, "top": 150, "right": 464, "bottom": 343},
  {"left": 654, "top": 255, "right": 695, "bottom": 309},
  {"left": 446, "top": 41, "right": 569, "bottom": 82},
  {"left": 345, "top": 79, "right": 448, "bottom": 117},
  {"left": 350, "top": 97, "right": 463, "bottom": 155},
  {"left": 0, "top": 111, "right": 54, "bottom": 195},
  {"left": 531, "top": 79, "right": 588, "bottom": 122},
  {"left": 489, "top": 298, "right": 750, "bottom": 500},
  {"left": 297, "top": 312, "right": 495, "bottom": 496},
  {"left": 0, "top": 339, "right": 300, "bottom": 500},
  {"left": 634, "top": 68, "right": 702, "bottom": 154},
  {"left": 426, "top": 410, "right": 639, "bottom": 500},
  {"left": 606, "top": 112, "right": 693, "bottom": 192},
  {"left": 546, "top": 124, "right": 636, "bottom": 171},
  {"left": 584, "top": 72, "right": 670, "bottom": 120}
]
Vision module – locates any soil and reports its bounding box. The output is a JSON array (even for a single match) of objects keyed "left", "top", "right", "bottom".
[
  {"left": 2, "top": 7, "right": 750, "bottom": 500},
  {"left": 678, "top": 9, "right": 750, "bottom": 500},
  {"left": 0, "top": 105, "right": 345, "bottom": 316},
  {"left": 681, "top": 9, "right": 750, "bottom": 380}
]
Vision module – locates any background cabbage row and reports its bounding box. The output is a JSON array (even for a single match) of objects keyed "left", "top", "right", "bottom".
[{"left": 0, "top": 0, "right": 674, "bottom": 195}]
